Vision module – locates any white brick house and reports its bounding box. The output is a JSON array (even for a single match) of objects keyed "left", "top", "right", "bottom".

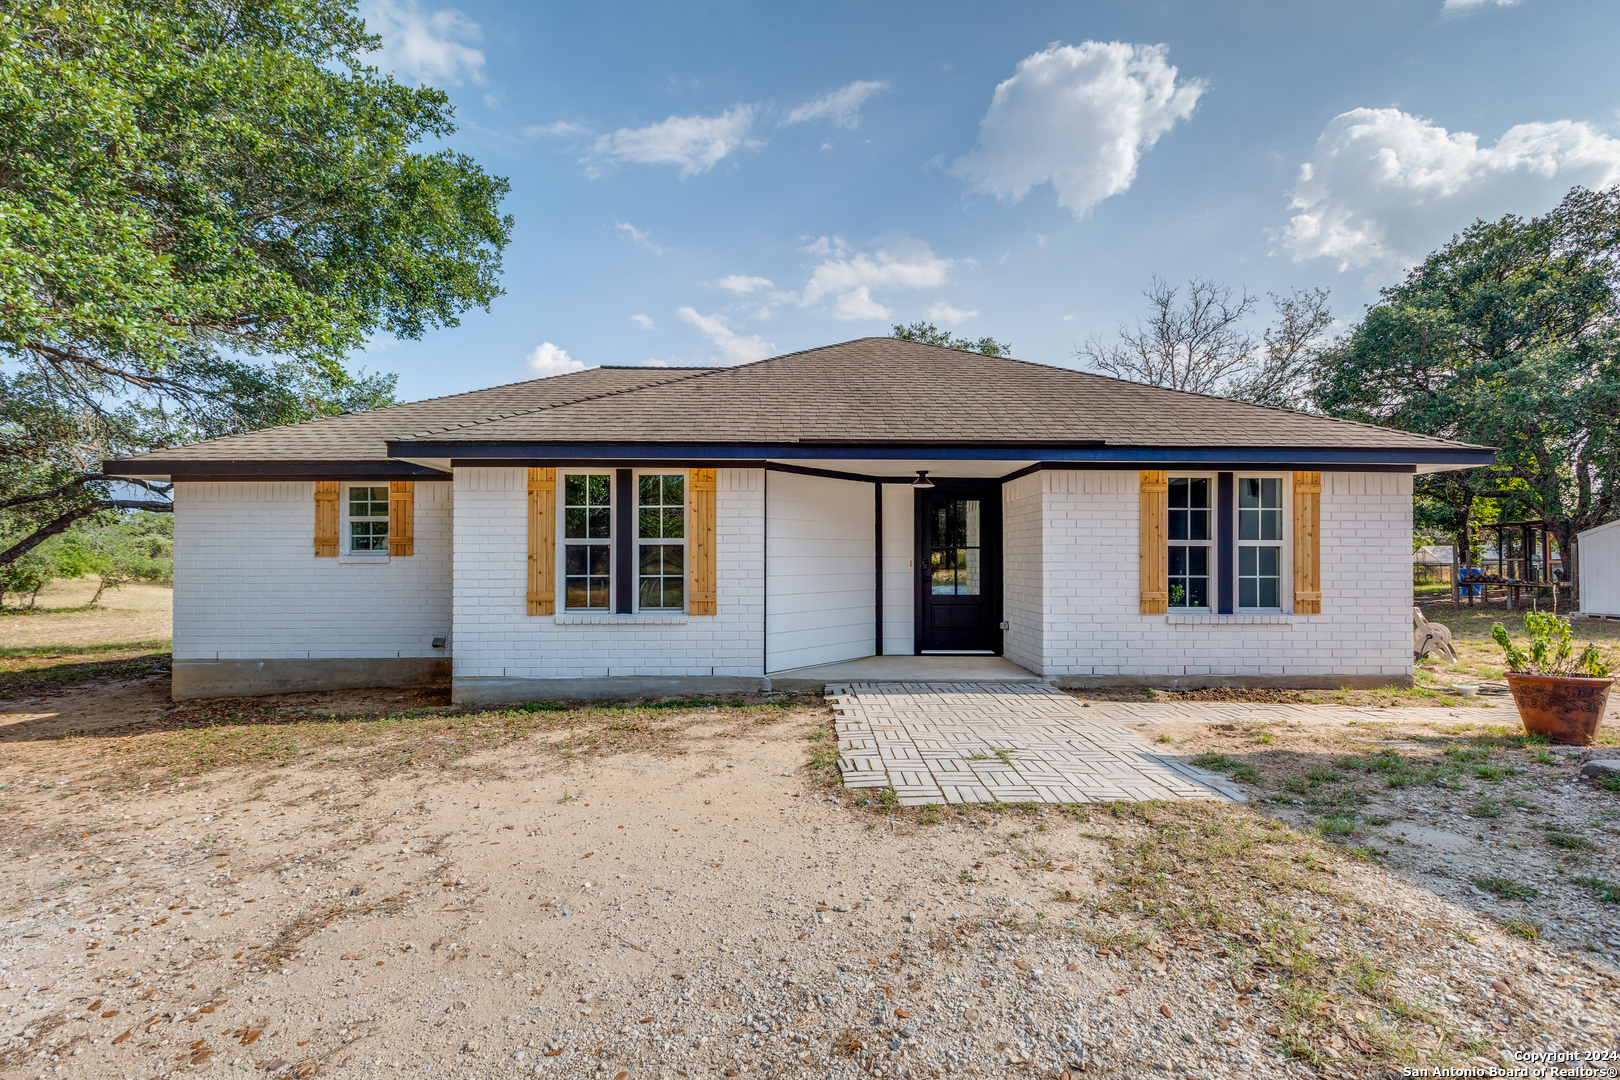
[{"left": 106, "top": 339, "right": 1492, "bottom": 701}]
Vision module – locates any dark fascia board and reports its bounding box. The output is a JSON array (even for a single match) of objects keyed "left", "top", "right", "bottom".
[
  {"left": 386, "top": 440, "right": 1497, "bottom": 469},
  {"left": 102, "top": 459, "right": 449, "bottom": 481}
]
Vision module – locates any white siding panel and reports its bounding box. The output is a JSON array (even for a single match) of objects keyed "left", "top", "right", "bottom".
[
  {"left": 172, "top": 480, "right": 453, "bottom": 660},
  {"left": 1579, "top": 520, "right": 1620, "bottom": 617},
  {"left": 1002, "top": 472, "right": 1046, "bottom": 673},
  {"left": 881, "top": 485, "right": 916, "bottom": 656},
  {"left": 766, "top": 470, "right": 875, "bottom": 672},
  {"left": 450, "top": 467, "right": 765, "bottom": 679}
]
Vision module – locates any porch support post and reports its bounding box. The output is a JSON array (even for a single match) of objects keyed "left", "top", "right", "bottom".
[
  {"left": 614, "top": 468, "right": 633, "bottom": 614},
  {"left": 1217, "top": 472, "right": 1234, "bottom": 615},
  {"left": 874, "top": 481, "right": 884, "bottom": 656}
]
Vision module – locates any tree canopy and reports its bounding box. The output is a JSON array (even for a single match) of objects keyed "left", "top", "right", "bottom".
[
  {"left": 0, "top": 0, "right": 512, "bottom": 564},
  {"left": 890, "top": 321, "right": 1010, "bottom": 357},
  {"left": 1313, "top": 185, "right": 1620, "bottom": 574}
]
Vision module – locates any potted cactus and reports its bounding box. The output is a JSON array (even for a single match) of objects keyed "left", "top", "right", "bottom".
[{"left": 1492, "top": 613, "right": 1613, "bottom": 745}]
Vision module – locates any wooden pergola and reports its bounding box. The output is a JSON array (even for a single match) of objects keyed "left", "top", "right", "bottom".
[{"left": 1453, "top": 518, "right": 1566, "bottom": 610}]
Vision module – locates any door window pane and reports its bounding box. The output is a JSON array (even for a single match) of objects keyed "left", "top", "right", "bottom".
[{"left": 929, "top": 499, "right": 982, "bottom": 595}]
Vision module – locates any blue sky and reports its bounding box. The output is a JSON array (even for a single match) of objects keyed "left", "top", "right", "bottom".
[{"left": 357, "top": 0, "right": 1620, "bottom": 401}]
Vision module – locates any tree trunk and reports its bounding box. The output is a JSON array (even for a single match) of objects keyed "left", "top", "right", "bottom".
[{"left": 90, "top": 577, "right": 110, "bottom": 605}]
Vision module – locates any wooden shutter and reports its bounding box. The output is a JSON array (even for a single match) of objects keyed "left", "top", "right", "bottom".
[
  {"left": 688, "top": 468, "right": 718, "bottom": 616},
  {"left": 314, "top": 481, "right": 340, "bottom": 557},
  {"left": 388, "top": 481, "right": 415, "bottom": 556},
  {"left": 1293, "top": 471, "right": 1322, "bottom": 614},
  {"left": 1139, "top": 470, "right": 1168, "bottom": 614},
  {"left": 527, "top": 468, "right": 556, "bottom": 615}
]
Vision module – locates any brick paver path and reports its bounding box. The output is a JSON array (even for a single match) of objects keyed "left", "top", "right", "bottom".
[{"left": 830, "top": 682, "right": 1249, "bottom": 805}]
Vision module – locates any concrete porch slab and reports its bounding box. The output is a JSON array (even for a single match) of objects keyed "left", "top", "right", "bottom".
[{"left": 771, "top": 655, "right": 1039, "bottom": 685}]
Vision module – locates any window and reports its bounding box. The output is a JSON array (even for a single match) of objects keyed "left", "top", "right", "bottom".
[
  {"left": 563, "top": 473, "right": 612, "bottom": 610},
  {"left": 637, "top": 473, "right": 685, "bottom": 610},
  {"left": 1167, "top": 476, "right": 1211, "bottom": 609},
  {"left": 929, "top": 499, "right": 982, "bottom": 595},
  {"left": 1238, "top": 477, "right": 1283, "bottom": 609},
  {"left": 347, "top": 486, "right": 389, "bottom": 553}
]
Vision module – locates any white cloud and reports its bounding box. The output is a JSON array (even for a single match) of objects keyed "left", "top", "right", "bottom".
[
  {"left": 783, "top": 80, "right": 890, "bottom": 129},
  {"left": 716, "top": 275, "right": 775, "bottom": 295},
  {"left": 1275, "top": 107, "right": 1620, "bottom": 270},
  {"left": 676, "top": 308, "right": 775, "bottom": 365},
  {"left": 591, "top": 105, "right": 758, "bottom": 177},
  {"left": 1442, "top": 0, "right": 1521, "bottom": 13},
  {"left": 615, "top": 221, "right": 663, "bottom": 255},
  {"left": 526, "top": 120, "right": 589, "bottom": 138},
  {"left": 796, "top": 237, "right": 955, "bottom": 321},
  {"left": 953, "top": 41, "right": 1203, "bottom": 220},
  {"left": 526, "top": 342, "right": 585, "bottom": 378},
  {"left": 629, "top": 313, "right": 655, "bottom": 330},
  {"left": 361, "top": 0, "right": 485, "bottom": 86},
  {"left": 643, "top": 358, "right": 670, "bottom": 368},
  {"left": 926, "top": 301, "right": 979, "bottom": 326}
]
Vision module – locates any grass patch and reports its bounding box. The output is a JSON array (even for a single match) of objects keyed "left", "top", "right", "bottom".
[
  {"left": 1468, "top": 799, "right": 1503, "bottom": 819},
  {"left": 1189, "top": 753, "right": 1260, "bottom": 784},
  {"left": 1472, "top": 875, "right": 1537, "bottom": 901},
  {"left": 1570, "top": 876, "right": 1620, "bottom": 903},
  {"left": 1543, "top": 831, "right": 1598, "bottom": 852}
]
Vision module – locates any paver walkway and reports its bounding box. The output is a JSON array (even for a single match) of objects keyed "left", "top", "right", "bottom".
[{"left": 830, "top": 681, "right": 1249, "bottom": 805}]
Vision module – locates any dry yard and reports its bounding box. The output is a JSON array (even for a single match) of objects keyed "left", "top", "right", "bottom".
[{"left": 0, "top": 595, "right": 1616, "bottom": 1080}]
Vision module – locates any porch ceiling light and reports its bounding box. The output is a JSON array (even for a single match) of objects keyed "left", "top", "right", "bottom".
[{"left": 911, "top": 470, "right": 934, "bottom": 489}]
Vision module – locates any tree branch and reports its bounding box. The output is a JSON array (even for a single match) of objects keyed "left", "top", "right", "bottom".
[{"left": 0, "top": 500, "right": 173, "bottom": 568}]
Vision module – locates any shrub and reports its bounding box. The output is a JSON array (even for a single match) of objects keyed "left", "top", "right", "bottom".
[{"left": 1491, "top": 613, "right": 1609, "bottom": 677}]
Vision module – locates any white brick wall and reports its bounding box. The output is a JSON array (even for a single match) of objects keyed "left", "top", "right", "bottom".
[
  {"left": 451, "top": 467, "right": 765, "bottom": 679},
  {"left": 1007, "top": 470, "right": 1413, "bottom": 678},
  {"left": 1001, "top": 472, "right": 1045, "bottom": 672},
  {"left": 173, "top": 481, "right": 453, "bottom": 660}
]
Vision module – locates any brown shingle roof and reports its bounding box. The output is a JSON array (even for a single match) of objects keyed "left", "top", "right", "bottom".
[
  {"left": 395, "top": 338, "right": 1483, "bottom": 453},
  {"left": 109, "top": 366, "right": 710, "bottom": 465},
  {"left": 106, "top": 339, "right": 1490, "bottom": 474}
]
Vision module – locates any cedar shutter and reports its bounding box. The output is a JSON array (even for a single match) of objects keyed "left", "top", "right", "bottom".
[
  {"left": 314, "top": 481, "right": 340, "bottom": 557},
  {"left": 688, "top": 468, "right": 717, "bottom": 616},
  {"left": 527, "top": 468, "right": 556, "bottom": 615},
  {"left": 1139, "top": 470, "right": 1168, "bottom": 614},
  {"left": 388, "top": 481, "right": 415, "bottom": 556},
  {"left": 1293, "top": 471, "right": 1322, "bottom": 614}
]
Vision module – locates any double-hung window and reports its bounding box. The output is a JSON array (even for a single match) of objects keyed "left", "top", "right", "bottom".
[
  {"left": 1167, "top": 476, "right": 1212, "bottom": 609},
  {"left": 563, "top": 473, "right": 612, "bottom": 610},
  {"left": 637, "top": 473, "right": 685, "bottom": 611},
  {"left": 347, "top": 486, "right": 390, "bottom": 554},
  {"left": 1237, "top": 477, "right": 1283, "bottom": 609}
]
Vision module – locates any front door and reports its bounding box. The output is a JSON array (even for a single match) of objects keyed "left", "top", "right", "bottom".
[{"left": 915, "top": 481, "right": 1001, "bottom": 653}]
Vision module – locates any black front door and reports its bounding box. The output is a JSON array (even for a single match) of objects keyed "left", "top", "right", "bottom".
[{"left": 915, "top": 481, "right": 1001, "bottom": 653}]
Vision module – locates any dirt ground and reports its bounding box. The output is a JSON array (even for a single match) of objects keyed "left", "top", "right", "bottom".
[{"left": 0, "top": 663, "right": 1617, "bottom": 1080}]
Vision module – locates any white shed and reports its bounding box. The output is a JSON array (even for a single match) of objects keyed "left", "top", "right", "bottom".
[{"left": 1578, "top": 519, "right": 1620, "bottom": 618}]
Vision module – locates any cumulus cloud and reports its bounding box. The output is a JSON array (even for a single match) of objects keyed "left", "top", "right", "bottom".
[
  {"left": 783, "top": 80, "right": 890, "bottom": 128},
  {"left": 716, "top": 275, "right": 775, "bottom": 295},
  {"left": 615, "top": 221, "right": 663, "bottom": 255},
  {"left": 954, "top": 41, "right": 1203, "bottom": 220},
  {"left": 642, "top": 358, "right": 670, "bottom": 368},
  {"left": 676, "top": 308, "right": 775, "bottom": 365},
  {"left": 1274, "top": 107, "right": 1620, "bottom": 270},
  {"left": 629, "top": 314, "right": 654, "bottom": 330},
  {"left": 361, "top": 0, "right": 485, "bottom": 86},
  {"left": 926, "top": 301, "right": 979, "bottom": 326},
  {"left": 795, "top": 237, "right": 955, "bottom": 321},
  {"left": 526, "top": 342, "right": 585, "bottom": 378},
  {"left": 591, "top": 105, "right": 758, "bottom": 177},
  {"left": 1442, "top": 0, "right": 1521, "bottom": 13}
]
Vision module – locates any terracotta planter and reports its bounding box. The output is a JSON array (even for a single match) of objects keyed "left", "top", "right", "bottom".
[{"left": 1504, "top": 672, "right": 1613, "bottom": 746}]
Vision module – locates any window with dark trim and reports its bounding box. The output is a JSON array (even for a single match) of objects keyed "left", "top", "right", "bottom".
[
  {"left": 1237, "top": 477, "right": 1283, "bottom": 609},
  {"left": 636, "top": 473, "right": 685, "bottom": 611},
  {"left": 1167, "top": 476, "right": 1211, "bottom": 609},
  {"left": 563, "top": 473, "right": 612, "bottom": 610}
]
